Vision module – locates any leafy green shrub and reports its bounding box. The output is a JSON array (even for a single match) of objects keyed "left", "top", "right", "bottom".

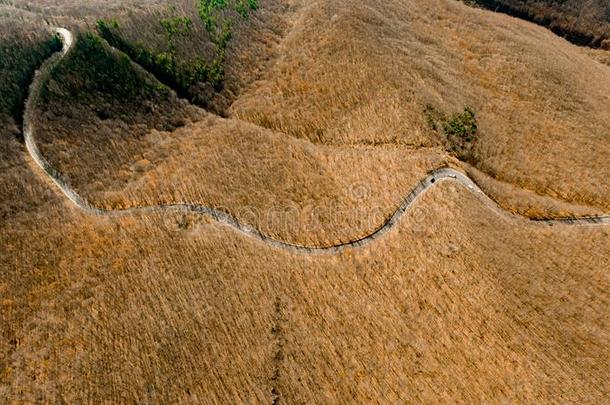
[
  {"left": 443, "top": 107, "right": 477, "bottom": 142},
  {"left": 160, "top": 16, "right": 193, "bottom": 38},
  {"left": 160, "top": 15, "right": 193, "bottom": 53},
  {"left": 198, "top": 0, "right": 258, "bottom": 44},
  {"left": 248, "top": 0, "right": 259, "bottom": 10},
  {"left": 236, "top": 2, "right": 248, "bottom": 18},
  {"left": 424, "top": 105, "right": 478, "bottom": 161},
  {"left": 198, "top": 0, "right": 228, "bottom": 34},
  {"left": 236, "top": 0, "right": 259, "bottom": 17}
]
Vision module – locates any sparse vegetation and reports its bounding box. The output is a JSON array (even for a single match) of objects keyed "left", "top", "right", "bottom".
[
  {"left": 1, "top": 0, "right": 610, "bottom": 403},
  {"left": 160, "top": 14, "right": 193, "bottom": 53},
  {"left": 36, "top": 30, "right": 199, "bottom": 130},
  {"left": 33, "top": 29, "right": 202, "bottom": 199},
  {"left": 444, "top": 107, "right": 477, "bottom": 141},
  {"left": 198, "top": 0, "right": 258, "bottom": 37},
  {"left": 97, "top": 17, "right": 223, "bottom": 101}
]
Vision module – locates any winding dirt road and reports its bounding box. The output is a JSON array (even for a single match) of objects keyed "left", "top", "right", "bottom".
[{"left": 22, "top": 27, "right": 610, "bottom": 254}]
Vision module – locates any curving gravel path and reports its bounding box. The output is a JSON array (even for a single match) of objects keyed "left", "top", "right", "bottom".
[{"left": 22, "top": 28, "right": 610, "bottom": 254}]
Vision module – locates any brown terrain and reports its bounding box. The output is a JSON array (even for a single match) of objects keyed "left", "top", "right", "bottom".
[{"left": 1, "top": 0, "right": 609, "bottom": 402}]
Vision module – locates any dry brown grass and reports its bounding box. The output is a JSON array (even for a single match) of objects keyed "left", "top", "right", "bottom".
[
  {"left": 586, "top": 48, "right": 610, "bottom": 67},
  {"left": 2, "top": 0, "right": 166, "bottom": 18},
  {"left": 464, "top": 163, "right": 608, "bottom": 219},
  {"left": 31, "top": 0, "right": 610, "bottom": 232},
  {"left": 1, "top": 0, "right": 610, "bottom": 402},
  {"left": 1, "top": 171, "right": 608, "bottom": 402},
  {"left": 38, "top": 110, "right": 454, "bottom": 246},
  {"left": 232, "top": 0, "right": 610, "bottom": 209}
]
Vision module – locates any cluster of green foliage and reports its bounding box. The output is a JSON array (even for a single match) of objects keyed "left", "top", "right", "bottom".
[
  {"left": 236, "top": 0, "right": 259, "bottom": 17},
  {"left": 194, "top": 0, "right": 260, "bottom": 87},
  {"left": 198, "top": 0, "right": 227, "bottom": 34},
  {"left": 96, "top": 0, "right": 258, "bottom": 106},
  {"left": 0, "top": 34, "right": 62, "bottom": 128},
  {"left": 424, "top": 105, "right": 478, "bottom": 160},
  {"left": 41, "top": 33, "right": 167, "bottom": 106},
  {"left": 97, "top": 16, "right": 224, "bottom": 99},
  {"left": 198, "top": 0, "right": 258, "bottom": 40},
  {"left": 160, "top": 14, "right": 193, "bottom": 54},
  {"left": 443, "top": 107, "right": 478, "bottom": 142},
  {"left": 195, "top": 0, "right": 260, "bottom": 87}
]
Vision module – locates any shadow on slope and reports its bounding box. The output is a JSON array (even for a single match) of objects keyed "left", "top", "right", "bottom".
[{"left": 466, "top": 0, "right": 610, "bottom": 49}]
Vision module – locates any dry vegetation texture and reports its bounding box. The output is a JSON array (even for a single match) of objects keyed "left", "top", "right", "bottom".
[
  {"left": 0, "top": 12, "right": 63, "bottom": 220},
  {"left": 463, "top": 164, "right": 608, "bottom": 219},
  {"left": 1, "top": 176, "right": 609, "bottom": 402},
  {"left": 586, "top": 48, "right": 610, "bottom": 66},
  {"left": 37, "top": 102, "right": 453, "bottom": 246},
  {"left": 1, "top": 0, "right": 166, "bottom": 18},
  {"left": 231, "top": 0, "right": 610, "bottom": 209},
  {"left": 469, "top": 0, "right": 610, "bottom": 48},
  {"left": 1, "top": 0, "right": 610, "bottom": 402},
  {"left": 32, "top": 0, "right": 610, "bottom": 231}
]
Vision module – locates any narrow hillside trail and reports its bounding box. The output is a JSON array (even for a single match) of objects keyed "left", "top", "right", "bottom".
[{"left": 22, "top": 27, "right": 610, "bottom": 255}]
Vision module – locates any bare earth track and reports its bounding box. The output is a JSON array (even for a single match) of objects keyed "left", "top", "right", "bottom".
[{"left": 23, "top": 27, "right": 610, "bottom": 254}]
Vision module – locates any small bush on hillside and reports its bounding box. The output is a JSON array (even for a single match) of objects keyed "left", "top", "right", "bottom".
[
  {"left": 444, "top": 107, "right": 477, "bottom": 142},
  {"left": 198, "top": 0, "right": 226, "bottom": 33},
  {"left": 198, "top": 0, "right": 258, "bottom": 35},
  {"left": 425, "top": 105, "right": 478, "bottom": 161},
  {"left": 160, "top": 15, "right": 193, "bottom": 54}
]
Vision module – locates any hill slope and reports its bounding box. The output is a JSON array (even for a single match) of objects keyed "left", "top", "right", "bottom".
[{"left": 1, "top": 0, "right": 609, "bottom": 402}]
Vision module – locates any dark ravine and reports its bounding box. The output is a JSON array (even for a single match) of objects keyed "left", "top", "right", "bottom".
[
  {"left": 469, "top": 0, "right": 608, "bottom": 49},
  {"left": 23, "top": 28, "right": 610, "bottom": 255}
]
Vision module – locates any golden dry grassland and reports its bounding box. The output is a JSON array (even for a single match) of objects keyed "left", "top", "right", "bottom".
[
  {"left": 31, "top": 0, "right": 610, "bottom": 235},
  {"left": 1, "top": 172, "right": 608, "bottom": 402},
  {"left": 1, "top": 0, "right": 609, "bottom": 402},
  {"left": 231, "top": 0, "right": 610, "bottom": 209}
]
